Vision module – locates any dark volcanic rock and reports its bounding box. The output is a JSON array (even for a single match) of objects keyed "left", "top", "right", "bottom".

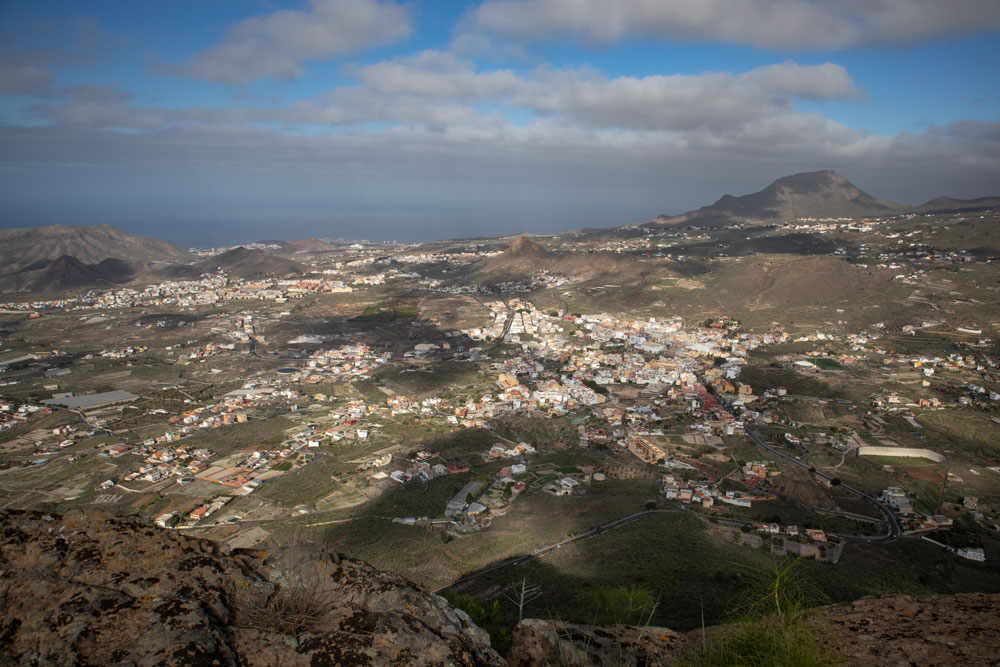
[{"left": 0, "top": 509, "right": 504, "bottom": 666}]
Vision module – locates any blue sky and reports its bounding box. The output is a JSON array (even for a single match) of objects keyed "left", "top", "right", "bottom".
[{"left": 1, "top": 1, "right": 999, "bottom": 245}]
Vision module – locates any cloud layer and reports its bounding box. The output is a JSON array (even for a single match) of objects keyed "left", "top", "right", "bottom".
[{"left": 465, "top": 0, "right": 1000, "bottom": 50}]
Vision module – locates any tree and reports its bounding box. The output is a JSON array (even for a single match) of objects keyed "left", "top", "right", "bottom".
[
  {"left": 504, "top": 577, "right": 542, "bottom": 623},
  {"left": 830, "top": 478, "right": 842, "bottom": 486}
]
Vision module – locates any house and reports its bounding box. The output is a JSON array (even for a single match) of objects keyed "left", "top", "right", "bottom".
[
  {"left": 390, "top": 470, "right": 411, "bottom": 484},
  {"left": 445, "top": 481, "right": 483, "bottom": 517},
  {"left": 628, "top": 436, "right": 665, "bottom": 463}
]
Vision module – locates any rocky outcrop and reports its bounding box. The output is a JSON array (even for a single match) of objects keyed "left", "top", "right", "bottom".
[
  {"left": 0, "top": 509, "right": 504, "bottom": 666},
  {"left": 508, "top": 618, "right": 688, "bottom": 666},
  {"left": 806, "top": 592, "right": 1000, "bottom": 666}
]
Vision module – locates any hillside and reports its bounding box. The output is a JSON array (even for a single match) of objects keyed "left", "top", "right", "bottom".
[
  {"left": 0, "top": 225, "right": 191, "bottom": 273},
  {"left": 0, "top": 255, "right": 136, "bottom": 293},
  {"left": 654, "top": 170, "right": 908, "bottom": 227},
  {"left": 278, "top": 238, "right": 336, "bottom": 255},
  {"left": 915, "top": 196, "right": 1000, "bottom": 214},
  {"left": 473, "top": 236, "right": 649, "bottom": 284},
  {"left": 163, "top": 247, "right": 307, "bottom": 279}
]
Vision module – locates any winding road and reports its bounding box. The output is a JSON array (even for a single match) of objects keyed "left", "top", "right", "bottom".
[{"left": 731, "top": 405, "right": 902, "bottom": 544}]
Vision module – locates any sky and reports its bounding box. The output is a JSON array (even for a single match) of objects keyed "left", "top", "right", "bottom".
[{"left": 1, "top": 1, "right": 999, "bottom": 246}]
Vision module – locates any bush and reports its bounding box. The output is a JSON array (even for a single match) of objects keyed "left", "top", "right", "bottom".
[
  {"left": 230, "top": 575, "right": 333, "bottom": 636},
  {"left": 678, "top": 556, "right": 830, "bottom": 666},
  {"left": 681, "top": 616, "right": 828, "bottom": 667},
  {"left": 581, "top": 584, "right": 657, "bottom": 626}
]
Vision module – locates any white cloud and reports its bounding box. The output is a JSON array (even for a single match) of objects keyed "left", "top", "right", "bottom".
[
  {"left": 23, "top": 56, "right": 868, "bottom": 149},
  {"left": 179, "top": 0, "right": 413, "bottom": 84},
  {"left": 353, "top": 51, "right": 522, "bottom": 100},
  {"left": 464, "top": 0, "right": 1000, "bottom": 50},
  {"left": 352, "top": 55, "right": 862, "bottom": 132}
]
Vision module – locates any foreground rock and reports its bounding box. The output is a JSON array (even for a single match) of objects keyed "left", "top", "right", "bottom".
[
  {"left": 508, "top": 618, "right": 688, "bottom": 666},
  {"left": 807, "top": 592, "right": 1000, "bottom": 666},
  {"left": 0, "top": 509, "right": 504, "bottom": 666}
]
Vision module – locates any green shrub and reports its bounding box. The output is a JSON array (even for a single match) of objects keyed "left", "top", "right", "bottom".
[
  {"left": 678, "top": 556, "right": 830, "bottom": 667},
  {"left": 581, "top": 584, "right": 657, "bottom": 626}
]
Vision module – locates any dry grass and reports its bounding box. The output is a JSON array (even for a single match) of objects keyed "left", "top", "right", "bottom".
[{"left": 230, "top": 572, "right": 334, "bottom": 636}]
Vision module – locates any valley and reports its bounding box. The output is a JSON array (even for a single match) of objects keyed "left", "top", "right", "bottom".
[{"left": 2, "top": 173, "right": 999, "bottom": 648}]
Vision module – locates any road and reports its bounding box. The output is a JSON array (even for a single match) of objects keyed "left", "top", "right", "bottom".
[
  {"left": 706, "top": 368, "right": 900, "bottom": 543},
  {"left": 733, "top": 408, "right": 902, "bottom": 543}
]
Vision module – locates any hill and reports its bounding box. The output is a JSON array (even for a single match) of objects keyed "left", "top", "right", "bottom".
[
  {"left": 0, "top": 509, "right": 503, "bottom": 666},
  {"left": 472, "top": 236, "right": 648, "bottom": 284},
  {"left": 0, "top": 225, "right": 191, "bottom": 273},
  {"left": 504, "top": 236, "right": 551, "bottom": 259},
  {"left": 163, "top": 247, "right": 307, "bottom": 280},
  {"left": 278, "top": 238, "right": 336, "bottom": 255},
  {"left": 654, "top": 170, "right": 908, "bottom": 227},
  {"left": 915, "top": 196, "right": 1000, "bottom": 214},
  {"left": 0, "top": 255, "right": 136, "bottom": 293}
]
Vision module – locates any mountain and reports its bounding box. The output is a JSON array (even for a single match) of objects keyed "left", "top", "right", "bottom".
[
  {"left": 0, "top": 225, "right": 192, "bottom": 273},
  {"left": 0, "top": 509, "right": 503, "bottom": 666},
  {"left": 654, "top": 170, "right": 908, "bottom": 227},
  {"left": 0, "top": 255, "right": 136, "bottom": 292},
  {"left": 915, "top": 196, "right": 1000, "bottom": 214},
  {"left": 163, "top": 247, "right": 306, "bottom": 280}
]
